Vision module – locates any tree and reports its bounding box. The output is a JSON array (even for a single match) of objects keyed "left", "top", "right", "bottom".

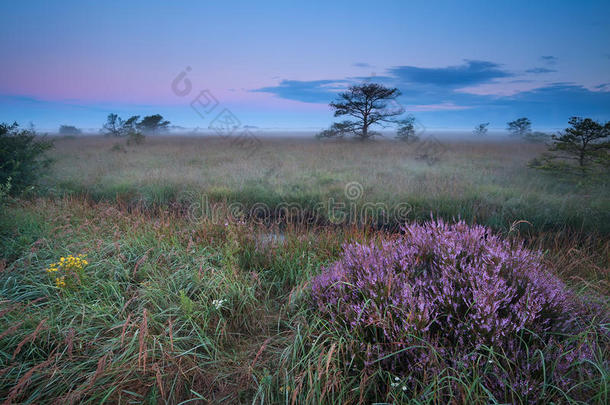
[
  {"left": 0, "top": 122, "right": 53, "bottom": 194},
  {"left": 120, "top": 115, "right": 144, "bottom": 144},
  {"left": 473, "top": 123, "right": 489, "bottom": 136},
  {"left": 549, "top": 117, "right": 609, "bottom": 167},
  {"left": 137, "top": 114, "right": 170, "bottom": 134},
  {"left": 122, "top": 115, "right": 140, "bottom": 133},
  {"left": 59, "top": 125, "right": 82, "bottom": 135},
  {"left": 395, "top": 116, "right": 419, "bottom": 142},
  {"left": 507, "top": 117, "right": 532, "bottom": 138},
  {"left": 102, "top": 113, "right": 123, "bottom": 137},
  {"left": 319, "top": 83, "right": 403, "bottom": 140},
  {"left": 316, "top": 121, "right": 354, "bottom": 139}
]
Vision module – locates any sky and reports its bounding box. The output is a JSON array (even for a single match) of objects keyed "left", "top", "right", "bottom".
[{"left": 0, "top": 0, "right": 609, "bottom": 132}]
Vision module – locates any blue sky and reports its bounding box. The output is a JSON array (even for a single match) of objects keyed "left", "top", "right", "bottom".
[{"left": 0, "top": 0, "right": 609, "bottom": 131}]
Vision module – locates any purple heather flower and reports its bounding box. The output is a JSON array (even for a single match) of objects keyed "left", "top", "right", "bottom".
[{"left": 311, "top": 219, "right": 597, "bottom": 401}]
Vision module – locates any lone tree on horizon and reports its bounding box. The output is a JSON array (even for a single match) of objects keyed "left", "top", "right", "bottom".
[{"left": 318, "top": 83, "right": 403, "bottom": 140}]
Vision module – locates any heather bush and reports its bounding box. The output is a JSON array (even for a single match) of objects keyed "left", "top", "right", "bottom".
[{"left": 311, "top": 219, "right": 602, "bottom": 401}]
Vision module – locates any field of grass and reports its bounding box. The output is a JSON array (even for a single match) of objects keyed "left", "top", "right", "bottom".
[
  {"left": 44, "top": 135, "right": 610, "bottom": 234},
  {"left": 1, "top": 135, "right": 609, "bottom": 403}
]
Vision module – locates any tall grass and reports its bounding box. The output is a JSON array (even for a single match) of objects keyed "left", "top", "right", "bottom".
[
  {"left": 1, "top": 197, "right": 608, "bottom": 403},
  {"left": 1, "top": 135, "right": 608, "bottom": 403},
  {"left": 42, "top": 136, "right": 610, "bottom": 235}
]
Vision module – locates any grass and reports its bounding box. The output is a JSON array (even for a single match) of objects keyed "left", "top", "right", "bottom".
[
  {"left": 1, "top": 135, "right": 608, "bottom": 403},
  {"left": 43, "top": 135, "right": 610, "bottom": 234}
]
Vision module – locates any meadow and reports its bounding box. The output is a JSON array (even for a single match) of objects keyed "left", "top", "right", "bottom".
[
  {"left": 42, "top": 135, "right": 610, "bottom": 233},
  {"left": 1, "top": 134, "right": 609, "bottom": 404}
]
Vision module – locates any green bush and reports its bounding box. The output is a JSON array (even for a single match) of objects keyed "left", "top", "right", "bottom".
[
  {"left": 126, "top": 130, "right": 145, "bottom": 145},
  {"left": 0, "top": 122, "right": 53, "bottom": 194}
]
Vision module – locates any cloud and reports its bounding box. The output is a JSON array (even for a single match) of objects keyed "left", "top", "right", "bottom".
[
  {"left": 388, "top": 60, "right": 511, "bottom": 87},
  {"left": 353, "top": 62, "right": 372, "bottom": 68},
  {"left": 525, "top": 67, "right": 557, "bottom": 74},
  {"left": 250, "top": 60, "right": 610, "bottom": 128},
  {"left": 541, "top": 55, "right": 558, "bottom": 65},
  {"left": 252, "top": 79, "right": 347, "bottom": 103},
  {"left": 253, "top": 60, "right": 510, "bottom": 104},
  {"left": 405, "top": 102, "right": 472, "bottom": 112}
]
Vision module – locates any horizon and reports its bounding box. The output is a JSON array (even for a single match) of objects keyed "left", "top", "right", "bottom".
[{"left": 1, "top": 0, "right": 609, "bottom": 132}]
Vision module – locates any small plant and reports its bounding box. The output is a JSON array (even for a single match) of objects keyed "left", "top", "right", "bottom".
[
  {"left": 126, "top": 130, "right": 146, "bottom": 145},
  {"left": 473, "top": 122, "right": 489, "bottom": 136},
  {"left": 316, "top": 121, "right": 353, "bottom": 139},
  {"left": 110, "top": 142, "right": 126, "bottom": 152},
  {"left": 46, "top": 254, "right": 88, "bottom": 288},
  {"left": 507, "top": 117, "right": 532, "bottom": 138},
  {"left": 395, "top": 116, "right": 419, "bottom": 143},
  {"left": 523, "top": 130, "right": 550, "bottom": 143},
  {"left": 212, "top": 298, "right": 227, "bottom": 310},
  {"left": 58, "top": 125, "right": 82, "bottom": 135}
]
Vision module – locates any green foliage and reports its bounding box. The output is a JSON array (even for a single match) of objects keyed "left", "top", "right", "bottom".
[
  {"left": 532, "top": 117, "right": 610, "bottom": 173},
  {"left": 0, "top": 177, "right": 11, "bottom": 206},
  {"left": 137, "top": 114, "right": 170, "bottom": 134},
  {"left": 524, "top": 130, "right": 551, "bottom": 143},
  {"left": 320, "top": 82, "right": 403, "bottom": 140},
  {"left": 0, "top": 122, "right": 53, "bottom": 194},
  {"left": 551, "top": 117, "right": 609, "bottom": 166},
  {"left": 395, "top": 115, "right": 419, "bottom": 142},
  {"left": 315, "top": 121, "right": 354, "bottom": 139},
  {"left": 103, "top": 113, "right": 168, "bottom": 137},
  {"left": 507, "top": 117, "right": 532, "bottom": 137},
  {"left": 473, "top": 122, "right": 489, "bottom": 136},
  {"left": 58, "top": 125, "right": 82, "bottom": 135},
  {"left": 126, "top": 130, "right": 145, "bottom": 145},
  {"left": 102, "top": 113, "right": 123, "bottom": 136},
  {"left": 0, "top": 196, "right": 607, "bottom": 404}
]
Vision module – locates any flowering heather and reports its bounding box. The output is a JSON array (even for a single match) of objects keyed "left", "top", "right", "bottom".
[{"left": 311, "top": 219, "right": 598, "bottom": 400}]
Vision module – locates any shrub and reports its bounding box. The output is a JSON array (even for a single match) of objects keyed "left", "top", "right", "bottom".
[
  {"left": 58, "top": 125, "right": 82, "bottom": 135},
  {"left": 126, "top": 130, "right": 145, "bottom": 145},
  {"left": 311, "top": 219, "right": 598, "bottom": 401},
  {"left": 473, "top": 122, "right": 490, "bottom": 136},
  {"left": 0, "top": 122, "right": 53, "bottom": 194},
  {"left": 0, "top": 177, "right": 11, "bottom": 206},
  {"left": 524, "top": 130, "right": 550, "bottom": 143},
  {"left": 395, "top": 116, "right": 419, "bottom": 143}
]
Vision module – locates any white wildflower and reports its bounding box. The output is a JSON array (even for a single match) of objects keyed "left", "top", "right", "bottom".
[{"left": 212, "top": 299, "right": 226, "bottom": 310}]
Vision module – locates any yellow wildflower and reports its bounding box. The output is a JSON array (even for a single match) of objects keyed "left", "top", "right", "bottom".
[{"left": 55, "top": 276, "right": 66, "bottom": 287}]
